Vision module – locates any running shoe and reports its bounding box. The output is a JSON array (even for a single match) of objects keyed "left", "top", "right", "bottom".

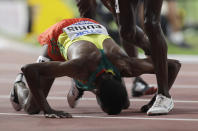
[
  {"left": 67, "top": 80, "right": 84, "bottom": 108},
  {"left": 132, "top": 77, "right": 157, "bottom": 97},
  {"left": 147, "top": 94, "right": 174, "bottom": 115},
  {"left": 141, "top": 95, "right": 156, "bottom": 113},
  {"left": 10, "top": 73, "right": 26, "bottom": 111},
  {"left": 10, "top": 84, "right": 22, "bottom": 111}
]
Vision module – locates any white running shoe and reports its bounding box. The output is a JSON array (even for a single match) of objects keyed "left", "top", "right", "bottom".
[{"left": 147, "top": 94, "right": 174, "bottom": 115}]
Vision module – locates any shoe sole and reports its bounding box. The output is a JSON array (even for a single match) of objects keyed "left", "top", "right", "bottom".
[{"left": 148, "top": 113, "right": 168, "bottom": 116}]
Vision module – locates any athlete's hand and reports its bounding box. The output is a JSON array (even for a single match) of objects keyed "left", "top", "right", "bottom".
[{"left": 44, "top": 109, "right": 72, "bottom": 118}]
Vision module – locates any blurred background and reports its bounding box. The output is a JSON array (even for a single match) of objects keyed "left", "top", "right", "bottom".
[{"left": 0, "top": 0, "right": 198, "bottom": 55}]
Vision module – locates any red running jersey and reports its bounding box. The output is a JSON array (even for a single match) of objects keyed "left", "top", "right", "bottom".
[{"left": 38, "top": 18, "right": 98, "bottom": 61}]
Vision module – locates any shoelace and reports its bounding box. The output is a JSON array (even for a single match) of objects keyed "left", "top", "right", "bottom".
[{"left": 153, "top": 96, "right": 164, "bottom": 107}]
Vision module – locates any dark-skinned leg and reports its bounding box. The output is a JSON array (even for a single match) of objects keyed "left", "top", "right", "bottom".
[
  {"left": 141, "top": 59, "right": 181, "bottom": 113},
  {"left": 144, "top": 0, "right": 169, "bottom": 97},
  {"left": 124, "top": 25, "right": 155, "bottom": 97},
  {"left": 143, "top": 0, "right": 172, "bottom": 115},
  {"left": 117, "top": 0, "right": 137, "bottom": 42},
  {"left": 117, "top": 0, "right": 138, "bottom": 56},
  {"left": 76, "top": 0, "right": 97, "bottom": 18},
  {"left": 133, "top": 26, "right": 151, "bottom": 56},
  {"left": 117, "top": 0, "right": 156, "bottom": 97},
  {"left": 122, "top": 37, "right": 156, "bottom": 97}
]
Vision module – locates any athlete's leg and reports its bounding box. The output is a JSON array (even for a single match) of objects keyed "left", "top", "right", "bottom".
[
  {"left": 117, "top": 0, "right": 155, "bottom": 97},
  {"left": 121, "top": 26, "right": 157, "bottom": 97},
  {"left": 133, "top": 26, "right": 151, "bottom": 56},
  {"left": 141, "top": 59, "right": 181, "bottom": 113},
  {"left": 116, "top": 0, "right": 137, "bottom": 42},
  {"left": 76, "top": 0, "right": 97, "bottom": 18},
  {"left": 143, "top": 0, "right": 178, "bottom": 115},
  {"left": 144, "top": 0, "right": 169, "bottom": 97}
]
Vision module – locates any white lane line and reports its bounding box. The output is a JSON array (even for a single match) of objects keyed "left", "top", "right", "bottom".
[
  {"left": 0, "top": 112, "right": 198, "bottom": 122},
  {"left": 172, "top": 85, "right": 198, "bottom": 88},
  {"left": 0, "top": 79, "right": 197, "bottom": 88},
  {"left": 1, "top": 95, "right": 198, "bottom": 103}
]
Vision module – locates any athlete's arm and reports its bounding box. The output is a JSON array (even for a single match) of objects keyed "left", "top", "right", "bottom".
[
  {"left": 115, "top": 57, "right": 154, "bottom": 77},
  {"left": 103, "top": 38, "right": 154, "bottom": 77},
  {"left": 21, "top": 59, "right": 88, "bottom": 118}
]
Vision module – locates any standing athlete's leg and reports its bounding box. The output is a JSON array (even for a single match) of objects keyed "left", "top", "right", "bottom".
[
  {"left": 116, "top": 0, "right": 156, "bottom": 97},
  {"left": 76, "top": 0, "right": 97, "bottom": 18},
  {"left": 141, "top": 59, "right": 181, "bottom": 113},
  {"left": 143, "top": 0, "right": 173, "bottom": 115}
]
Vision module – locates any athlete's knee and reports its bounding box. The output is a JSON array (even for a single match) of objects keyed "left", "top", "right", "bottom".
[
  {"left": 144, "top": 19, "right": 161, "bottom": 32},
  {"left": 173, "top": 60, "right": 181, "bottom": 69},
  {"left": 170, "top": 60, "right": 181, "bottom": 70},
  {"left": 168, "top": 60, "right": 181, "bottom": 73},
  {"left": 175, "top": 60, "right": 181, "bottom": 69}
]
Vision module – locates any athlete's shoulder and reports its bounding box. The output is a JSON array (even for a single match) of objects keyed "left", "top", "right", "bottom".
[{"left": 38, "top": 18, "right": 100, "bottom": 44}]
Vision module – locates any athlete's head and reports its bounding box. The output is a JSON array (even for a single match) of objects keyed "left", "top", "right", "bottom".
[{"left": 95, "top": 72, "right": 128, "bottom": 115}]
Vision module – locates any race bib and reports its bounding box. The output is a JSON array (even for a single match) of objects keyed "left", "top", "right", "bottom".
[{"left": 63, "top": 21, "right": 109, "bottom": 40}]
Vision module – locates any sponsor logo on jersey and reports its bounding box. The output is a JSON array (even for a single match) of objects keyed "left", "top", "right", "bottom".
[{"left": 63, "top": 21, "right": 108, "bottom": 40}]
